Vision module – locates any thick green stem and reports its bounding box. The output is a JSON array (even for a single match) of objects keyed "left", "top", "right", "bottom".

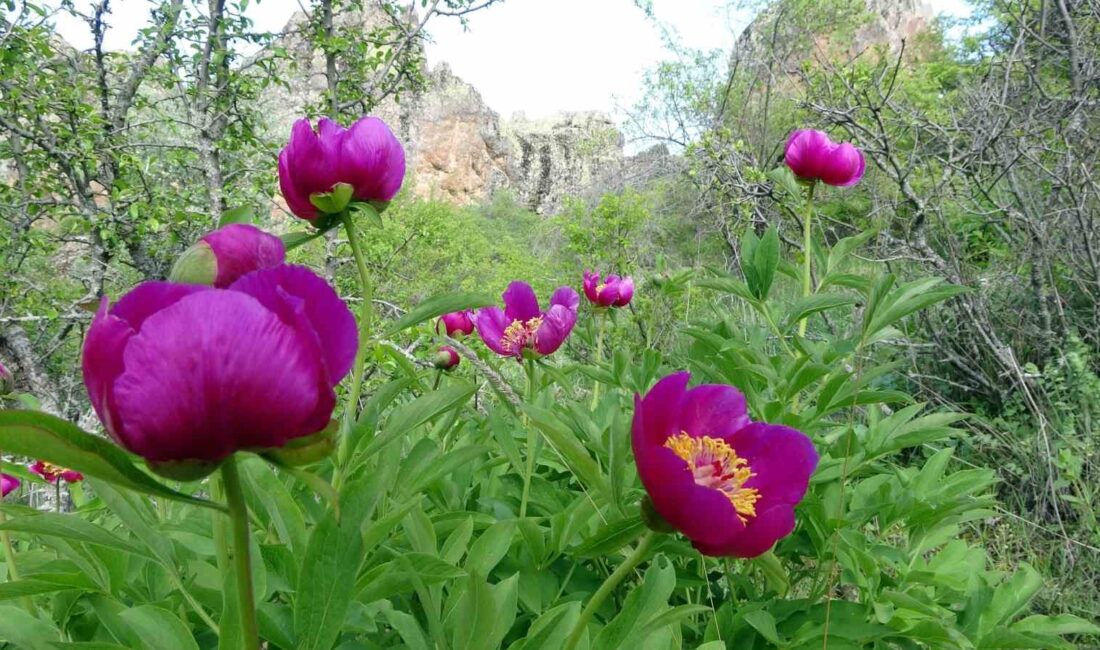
[
  {"left": 221, "top": 457, "right": 260, "bottom": 650},
  {"left": 336, "top": 212, "right": 375, "bottom": 484},
  {"left": 798, "top": 183, "right": 817, "bottom": 338},
  {"left": 519, "top": 359, "right": 538, "bottom": 518},
  {"left": 563, "top": 531, "right": 657, "bottom": 650},
  {"left": 589, "top": 312, "right": 607, "bottom": 410}
]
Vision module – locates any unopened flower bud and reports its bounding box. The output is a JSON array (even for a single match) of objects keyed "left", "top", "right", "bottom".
[{"left": 433, "top": 346, "right": 460, "bottom": 370}]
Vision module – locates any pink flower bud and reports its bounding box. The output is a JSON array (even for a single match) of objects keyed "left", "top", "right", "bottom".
[
  {"left": 784, "top": 129, "right": 865, "bottom": 187},
  {"left": 437, "top": 311, "right": 475, "bottom": 337},
  {"left": 433, "top": 346, "right": 461, "bottom": 370},
  {"left": 170, "top": 224, "right": 286, "bottom": 288},
  {"left": 278, "top": 116, "right": 406, "bottom": 221}
]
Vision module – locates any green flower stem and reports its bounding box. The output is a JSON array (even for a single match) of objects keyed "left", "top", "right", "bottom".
[
  {"left": 519, "top": 359, "right": 538, "bottom": 518},
  {"left": 221, "top": 457, "right": 260, "bottom": 650},
  {"left": 589, "top": 311, "right": 607, "bottom": 410},
  {"left": 563, "top": 531, "right": 657, "bottom": 650},
  {"left": 336, "top": 211, "right": 375, "bottom": 485},
  {"left": 798, "top": 182, "right": 817, "bottom": 339}
]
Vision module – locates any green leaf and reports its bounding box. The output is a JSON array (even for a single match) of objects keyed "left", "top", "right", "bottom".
[
  {"left": 382, "top": 292, "right": 495, "bottom": 337},
  {"left": 509, "top": 602, "right": 580, "bottom": 650},
  {"left": 573, "top": 515, "right": 644, "bottom": 557},
  {"left": 118, "top": 606, "right": 199, "bottom": 650},
  {"left": 349, "top": 201, "right": 383, "bottom": 228},
  {"left": 451, "top": 571, "right": 497, "bottom": 650},
  {"left": 239, "top": 458, "right": 308, "bottom": 554},
  {"left": 783, "top": 294, "right": 856, "bottom": 331},
  {"left": 696, "top": 276, "right": 757, "bottom": 303},
  {"left": 0, "top": 410, "right": 222, "bottom": 511},
  {"left": 594, "top": 557, "right": 675, "bottom": 649},
  {"left": 0, "top": 512, "right": 155, "bottom": 559},
  {"left": 743, "top": 610, "right": 782, "bottom": 644},
  {"left": 1012, "top": 614, "right": 1100, "bottom": 637},
  {"left": 753, "top": 226, "right": 780, "bottom": 299},
  {"left": 465, "top": 521, "right": 516, "bottom": 577},
  {"left": 751, "top": 550, "right": 789, "bottom": 596},
  {"left": 294, "top": 475, "right": 378, "bottom": 650},
  {"left": 0, "top": 578, "right": 93, "bottom": 601},
  {"left": 217, "top": 205, "right": 255, "bottom": 227},
  {"left": 362, "top": 381, "right": 476, "bottom": 457},
  {"left": 522, "top": 405, "right": 611, "bottom": 500},
  {"left": 357, "top": 554, "right": 465, "bottom": 602},
  {"left": 280, "top": 230, "right": 325, "bottom": 250},
  {"left": 0, "top": 605, "right": 59, "bottom": 649},
  {"left": 382, "top": 608, "right": 433, "bottom": 650}
]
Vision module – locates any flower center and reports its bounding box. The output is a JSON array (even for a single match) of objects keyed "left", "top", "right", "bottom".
[
  {"left": 664, "top": 433, "right": 760, "bottom": 523},
  {"left": 501, "top": 317, "right": 543, "bottom": 353},
  {"left": 38, "top": 462, "right": 68, "bottom": 481}
]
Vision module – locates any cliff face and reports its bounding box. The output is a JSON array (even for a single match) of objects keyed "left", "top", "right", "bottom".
[{"left": 261, "top": 13, "right": 624, "bottom": 214}]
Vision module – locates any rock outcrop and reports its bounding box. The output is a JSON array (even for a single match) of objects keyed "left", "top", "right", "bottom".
[{"left": 261, "top": 12, "right": 625, "bottom": 214}]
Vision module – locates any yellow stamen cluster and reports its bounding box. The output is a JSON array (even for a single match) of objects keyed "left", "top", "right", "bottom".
[
  {"left": 664, "top": 433, "right": 761, "bottom": 523},
  {"left": 501, "top": 317, "right": 543, "bottom": 353}
]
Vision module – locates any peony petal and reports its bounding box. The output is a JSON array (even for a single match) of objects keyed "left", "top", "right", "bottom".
[
  {"left": 632, "top": 372, "right": 691, "bottom": 447},
  {"left": 730, "top": 422, "right": 818, "bottom": 512},
  {"left": 1, "top": 474, "right": 20, "bottom": 497},
  {"left": 82, "top": 297, "right": 134, "bottom": 442},
  {"left": 784, "top": 129, "right": 832, "bottom": 181},
  {"left": 549, "top": 286, "right": 580, "bottom": 311},
  {"left": 692, "top": 505, "right": 795, "bottom": 558},
  {"left": 475, "top": 306, "right": 511, "bottom": 356},
  {"left": 633, "top": 442, "right": 744, "bottom": 546},
  {"left": 341, "top": 116, "right": 406, "bottom": 202},
  {"left": 110, "top": 282, "right": 210, "bottom": 332},
  {"left": 821, "top": 142, "right": 865, "bottom": 187},
  {"left": 202, "top": 224, "right": 286, "bottom": 288},
  {"left": 615, "top": 277, "right": 635, "bottom": 306},
  {"left": 112, "top": 291, "right": 332, "bottom": 462},
  {"left": 534, "top": 303, "right": 576, "bottom": 355},
  {"left": 230, "top": 264, "right": 357, "bottom": 385},
  {"left": 582, "top": 271, "right": 600, "bottom": 303},
  {"left": 680, "top": 384, "right": 750, "bottom": 440},
  {"left": 502, "top": 281, "right": 541, "bottom": 322},
  {"left": 279, "top": 148, "right": 318, "bottom": 220}
]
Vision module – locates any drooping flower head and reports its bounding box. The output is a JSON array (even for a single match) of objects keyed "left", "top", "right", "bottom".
[
  {"left": 81, "top": 264, "right": 357, "bottom": 466},
  {"left": 1, "top": 474, "right": 19, "bottom": 497},
  {"left": 632, "top": 372, "right": 818, "bottom": 558},
  {"left": 29, "top": 462, "right": 83, "bottom": 484},
  {"left": 170, "top": 224, "right": 286, "bottom": 288},
  {"left": 582, "top": 271, "right": 634, "bottom": 308},
  {"left": 0, "top": 360, "right": 11, "bottom": 394},
  {"left": 475, "top": 282, "right": 579, "bottom": 360},
  {"left": 784, "top": 129, "right": 865, "bottom": 188},
  {"left": 433, "top": 346, "right": 460, "bottom": 370},
  {"left": 278, "top": 116, "right": 406, "bottom": 222},
  {"left": 437, "top": 310, "right": 475, "bottom": 337}
]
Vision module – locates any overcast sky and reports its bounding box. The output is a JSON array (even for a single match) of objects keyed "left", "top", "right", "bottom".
[{"left": 45, "top": 0, "right": 973, "bottom": 119}]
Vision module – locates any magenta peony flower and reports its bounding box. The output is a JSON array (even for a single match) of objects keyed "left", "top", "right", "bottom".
[
  {"left": 437, "top": 310, "right": 475, "bottom": 337},
  {"left": 784, "top": 129, "right": 865, "bottom": 188},
  {"left": 278, "top": 116, "right": 406, "bottom": 221},
  {"left": 1, "top": 474, "right": 19, "bottom": 497},
  {"left": 29, "top": 461, "right": 84, "bottom": 484},
  {"left": 170, "top": 224, "right": 286, "bottom": 288},
  {"left": 433, "top": 346, "right": 460, "bottom": 370},
  {"left": 582, "top": 271, "right": 634, "bottom": 308},
  {"left": 81, "top": 264, "right": 357, "bottom": 463},
  {"left": 476, "top": 282, "right": 579, "bottom": 360},
  {"left": 632, "top": 372, "right": 818, "bottom": 558}
]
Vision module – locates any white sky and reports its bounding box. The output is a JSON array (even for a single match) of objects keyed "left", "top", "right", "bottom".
[{"left": 41, "top": 0, "right": 973, "bottom": 119}]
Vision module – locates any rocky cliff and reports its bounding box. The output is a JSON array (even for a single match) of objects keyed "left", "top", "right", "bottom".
[{"left": 261, "top": 12, "right": 626, "bottom": 214}]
